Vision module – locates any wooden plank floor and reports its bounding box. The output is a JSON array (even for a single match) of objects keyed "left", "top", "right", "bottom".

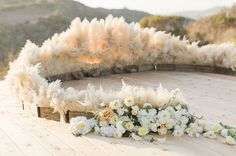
[{"left": 1, "top": 71, "right": 236, "bottom": 156}]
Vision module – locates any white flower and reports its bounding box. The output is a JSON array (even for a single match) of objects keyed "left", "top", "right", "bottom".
[
  {"left": 157, "top": 110, "right": 171, "bottom": 124},
  {"left": 131, "top": 109, "right": 138, "bottom": 116},
  {"left": 131, "top": 133, "right": 142, "bottom": 141},
  {"left": 148, "top": 109, "right": 157, "bottom": 116},
  {"left": 158, "top": 127, "right": 168, "bottom": 135},
  {"left": 203, "top": 130, "right": 217, "bottom": 139},
  {"left": 116, "top": 121, "right": 126, "bottom": 134},
  {"left": 204, "top": 124, "right": 212, "bottom": 132},
  {"left": 173, "top": 111, "right": 181, "bottom": 119},
  {"left": 109, "top": 100, "right": 122, "bottom": 110},
  {"left": 225, "top": 136, "right": 236, "bottom": 145},
  {"left": 109, "top": 115, "right": 119, "bottom": 125},
  {"left": 124, "top": 96, "right": 135, "bottom": 107},
  {"left": 180, "top": 116, "right": 189, "bottom": 124},
  {"left": 124, "top": 122, "right": 134, "bottom": 131},
  {"left": 185, "top": 127, "right": 194, "bottom": 137},
  {"left": 117, "top": 108, "right": 125, "bottom": 116},
  {"left": 100, "top": 126, "right": 116, "bottom": 137},
  {"left": 221, "top": 129, "right": 228, "bottom": 138},
  {"left": 189, "top": 122, "right": 203, "bottom": 134},
  {"left": 166, "top": 119, "right": 175, "bottom": 129},
  {"left": 212, "top": 124, "right": 223, "bottom": 133},
  {"left": 150, "top": 123, "right": 158, "bottom": 132},
  {"left": 138, "top": 127, "right": 149, "bottom": 136},
  {"left": 70, "top": 116, "right": 96, "bottom": 136},
  {"left": 113, "top": 130, "right": 123, "bottom": 138},
  {"left": 173, "top": 128, "right": 184, "bottom": 137}
]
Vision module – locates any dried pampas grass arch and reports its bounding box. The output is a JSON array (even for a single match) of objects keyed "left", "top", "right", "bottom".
[{"left": 6, "top": 15, "right": 236, "bottom": 122}]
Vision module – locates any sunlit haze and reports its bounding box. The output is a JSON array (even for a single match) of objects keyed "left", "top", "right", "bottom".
[{"left": 76, "top": 0, "right": 235, "bottom": 14}]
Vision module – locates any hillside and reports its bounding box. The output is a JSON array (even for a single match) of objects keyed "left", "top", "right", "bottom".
[
  {"left": 0, "top": 0, "right": 150, "bottom": 24},
  {"left": 139, "top": 15, "right": 193, "bottom": 37},
  {"left": 0, "top": 0, "right": 150, "bottom": 78},
  {"left": 186, "top": 4, "right": 236, "bottom": 45}
]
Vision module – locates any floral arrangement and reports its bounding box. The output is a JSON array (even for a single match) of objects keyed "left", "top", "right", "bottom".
[
  {"left": 70, "top": 95, "right": 236, "bottom": 145},
  {"left": 6, "top": 15, "right": 236, "bottom": 123}
]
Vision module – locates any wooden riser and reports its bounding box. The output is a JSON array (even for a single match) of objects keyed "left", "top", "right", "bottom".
[
  {"left": 46, "top": 64, "right": 236, "bottom": 82},
  {"left": 22, "top": 102, "right": 94, "bottom": 123}
]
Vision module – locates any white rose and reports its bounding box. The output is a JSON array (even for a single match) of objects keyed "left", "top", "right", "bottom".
[
  {"left": 212, "top": 124, "right": 223, "bottom": 133},
  {"left": 221, "top": 129, "right": 228, "bottom": 138},
  {"left": 173, "top": 128, "right": 184, "bottom": 137},
  {"left": 125, "top": 122, "right": 134, "bottom": 131},
  {"left": 226, "top": 136, "right": 236, "bottom": 145},
  {"left": 117, "top": 108, "right": 125, "bottom": 116},
  {"left": 180, "top": 116, "right": 189, "bottom": 124},
  {"left": 116, "top": 121, "right": 126, "bottom": 134},
  {"left": 203, "top": 130, "right": 217, "bottom": 139},
  {"left": 158, "top": 110, "right": 171, "bottom": 124},
  {"left": 166, "top": 119, "right": 175, "bottom": 129},
  {"left": 124, "top": 97, "right": 135, "bottom": 107},
  {"left": 109, "top": 100, "right": 122, "bottom": 110}
]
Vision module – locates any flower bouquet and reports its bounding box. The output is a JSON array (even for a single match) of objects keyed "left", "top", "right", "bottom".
[{"left": 70, "top": 85, "right": 236, "bottom": 145}]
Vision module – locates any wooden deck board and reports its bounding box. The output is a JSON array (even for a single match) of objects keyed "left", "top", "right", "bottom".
[{"left": 1, "top": 71, "right": 236, "bottom": 155}]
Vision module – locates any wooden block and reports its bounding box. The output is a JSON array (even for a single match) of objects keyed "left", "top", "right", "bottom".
[
  {"left": 38, "top": 107, "right": 61, "bottom": 122},
  {"left": 155, "top": 64, "right": 176, "bottom": 71},
  {"left": 175, "top": 64, "right": 195, "bottom": 72},
  {"left": 21, "top": 100, "right": 24, "bottom": 110},
  {"left": 124, "top": 65, "right": 138, "bottom": 73},
  {"left": 215, "top": 67, "right": 235, "bottom": 75},
  {"left": 83, "top": 69, "right": 101, "bottom": 77},
  {"left": 113, "top": 66, "right": 124, "bottom": 74},
  {"left": 68, "top": 111, "right": 94, "bottom": 122},
  {"left": 71, "top": 71, "right": 84, "bottom": 80},
  {"left": 195, "top": 65, "right": 215, "bottom": 73},
  {"left": 101, "top": 69, "right": 112, "bottom": 76},
  {"left": 138, "top": 64, "right": 154, "bottom": 72}
]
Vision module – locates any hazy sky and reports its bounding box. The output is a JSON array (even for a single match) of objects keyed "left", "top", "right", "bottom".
[{"left": 76, "top": 0, "right": 235, "bottom": 14}]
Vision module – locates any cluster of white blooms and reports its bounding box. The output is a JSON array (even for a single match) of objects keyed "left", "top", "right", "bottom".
[
  {"left": 70, "top": 97, "right": 236, "bottom": 145},
  {"left": 202, "top": 123, "right": 236, "bottom": 145}
]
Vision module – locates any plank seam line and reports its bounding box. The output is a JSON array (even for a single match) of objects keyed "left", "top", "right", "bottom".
[
  {"left": 13, "top": 119, "right": 54, "bottom": 156},
  {"left": 82, "top": 136, "right": 114, "bottom": 156},
  {"left": 26, "top": 117, "right": 102, "bottom": 156},
  {"left": 0, "top": 126, "right": 26, "bottom": 156}
]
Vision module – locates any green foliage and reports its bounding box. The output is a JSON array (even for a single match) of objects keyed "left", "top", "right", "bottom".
[{"left": 139, "top": 15, "right": 191, "bottom": 37}]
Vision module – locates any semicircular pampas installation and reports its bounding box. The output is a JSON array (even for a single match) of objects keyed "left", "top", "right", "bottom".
[{"left": 6, "top": 15, "right": 236, "bottom": 121}]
